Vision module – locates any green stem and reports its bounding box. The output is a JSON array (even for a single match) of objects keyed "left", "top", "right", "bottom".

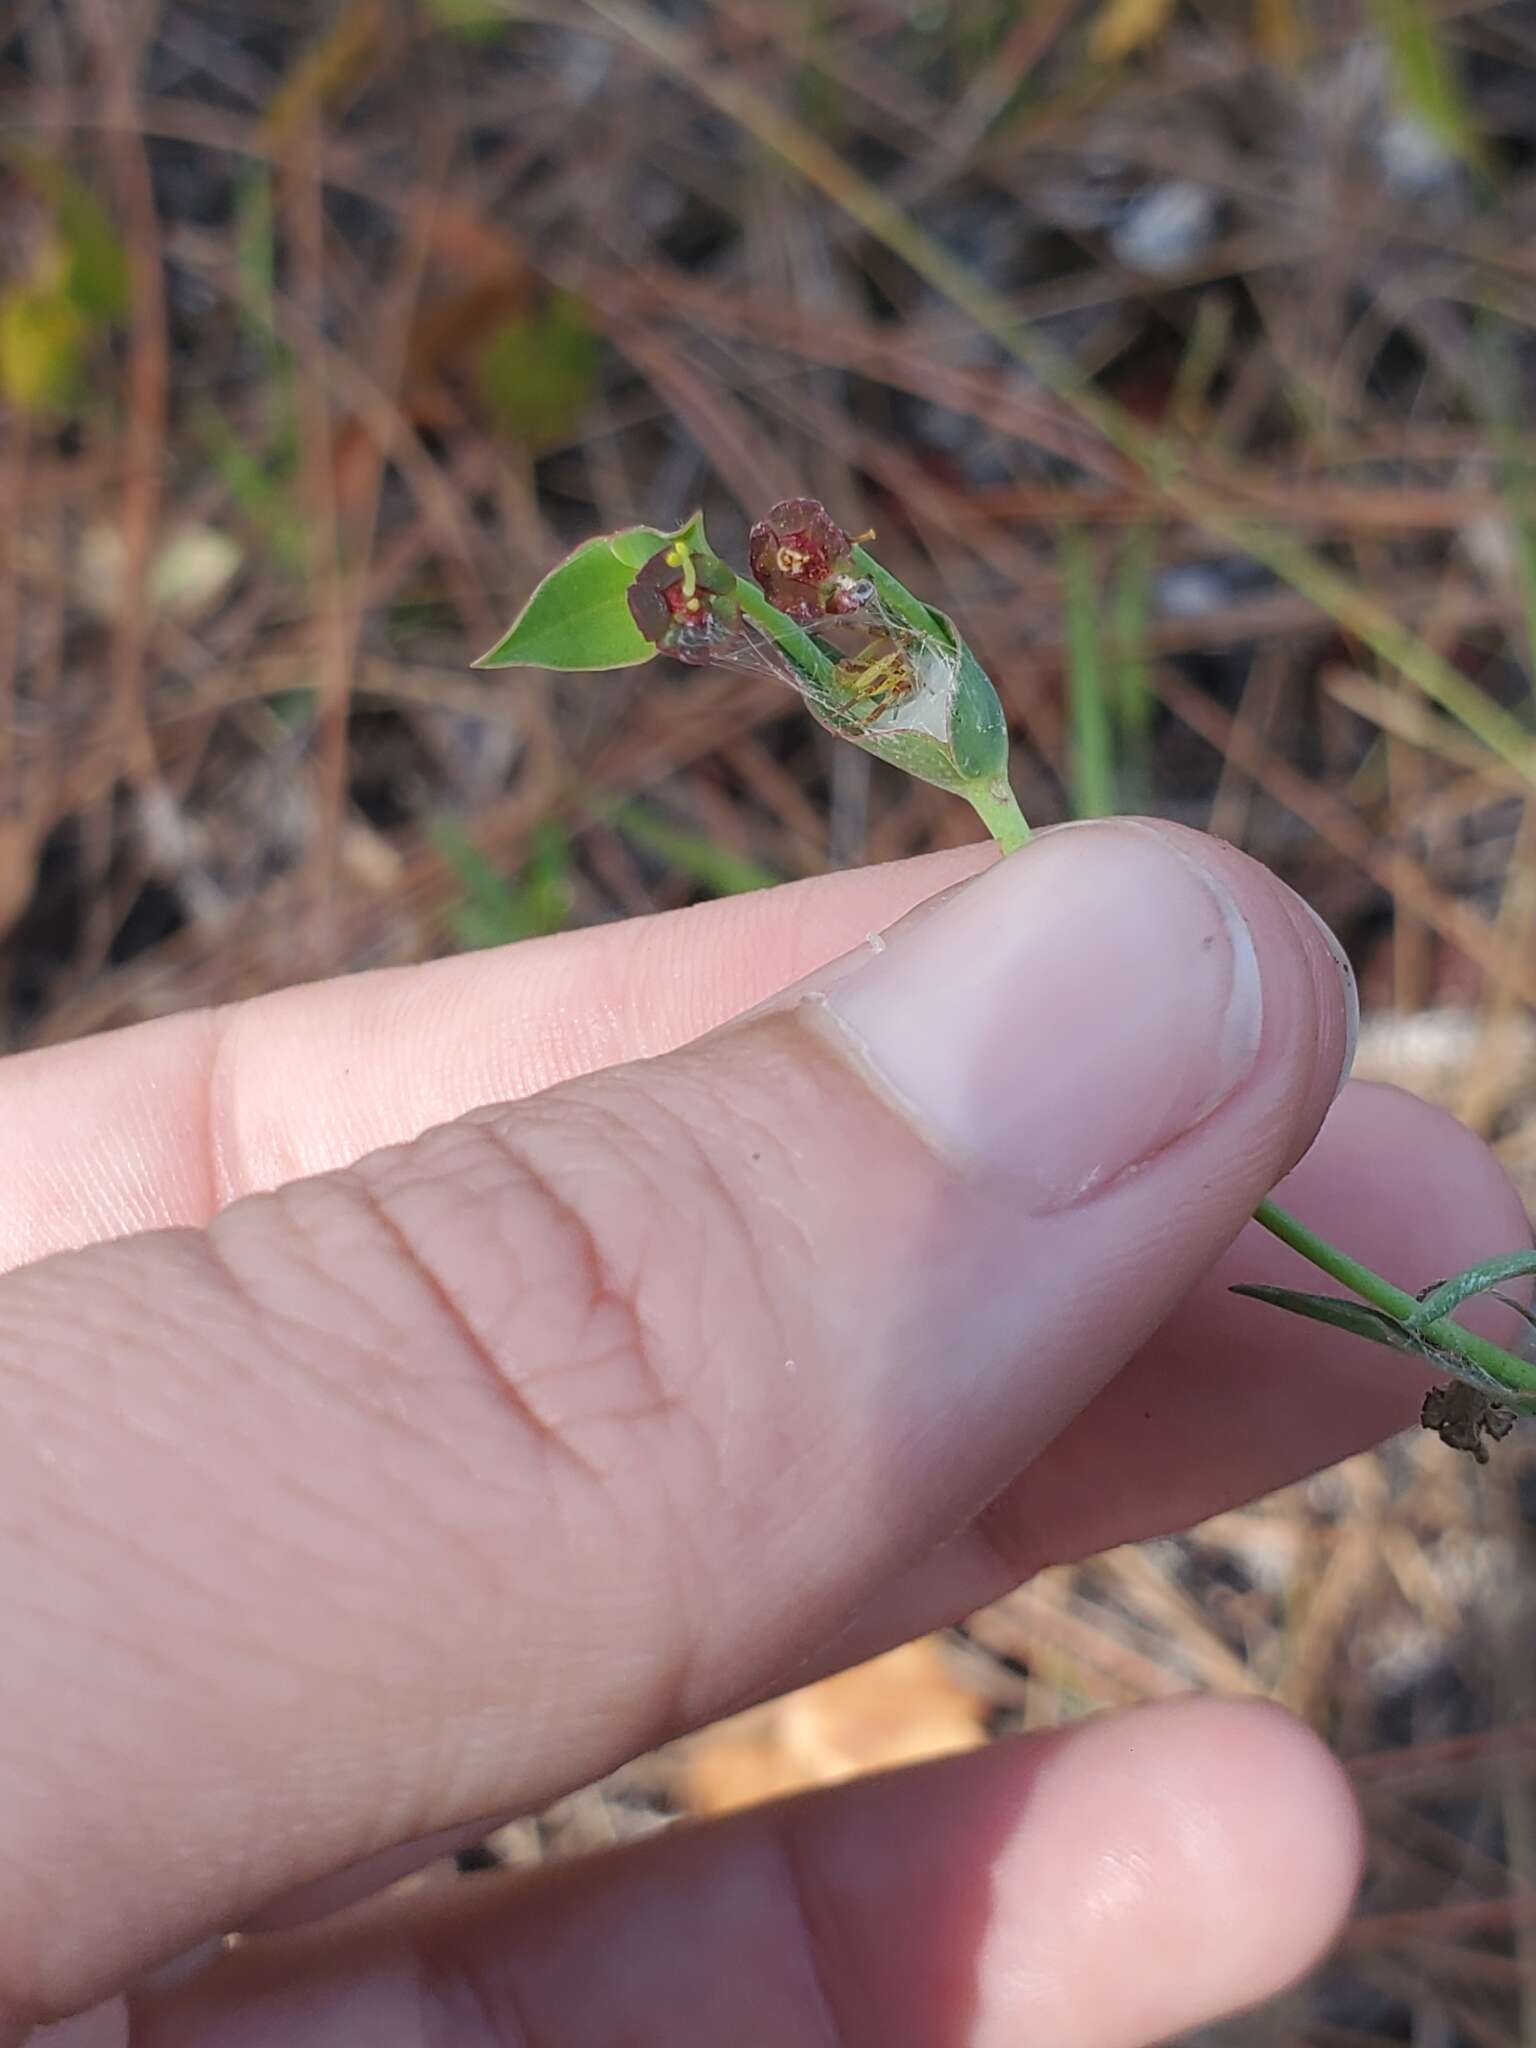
[
  {"left": 1255, "top": 1197, "right": 1536, "bottom": 1402},
  {"left": 966, "top": 778, "right": 1031, "bottom": 852},
  {"left": 734, "top": 579, "right": 838, "bottom": 691}
]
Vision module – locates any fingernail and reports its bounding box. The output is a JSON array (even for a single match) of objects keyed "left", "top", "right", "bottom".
[{"left": 810, "top": 823, "right": 1266, "bottom": 1209}]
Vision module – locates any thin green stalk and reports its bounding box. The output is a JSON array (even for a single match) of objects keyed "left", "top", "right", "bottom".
[
  {"left": 1255, "top": 1197, "right": 1536, "bottom": 1399},
  {"left": 1112, "top": 527, "right": 1156, "bottom": 809},
  {"left": 734, "top": 579, "right": 839, "bottom": 690},
  {"left": 966, "top": 778, "right": 1031, "bottom": 852},
  {"left": 1063, "top": 529, "right": 1114, "bottom": 819}
]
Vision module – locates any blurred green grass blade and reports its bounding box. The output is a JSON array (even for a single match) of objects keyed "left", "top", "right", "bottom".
[
  {"left": 234, "top": 163, "right": 281, "bottom": 360},
  {"left": 1063, "top": 531, "right": 1115, "bottom": 820},
  {"left": 1364, "top": 0, "right": 1481, "bottom": 168},
  {"left": 199, "top": 406, "right": 308, "bottom": 575},
  {"left": 431, "top": 817, "right": 573, "bottom": 950},
  {"left": 222, "top": 162, "right": 307, "bottom": 576},
  {"left": 1111, "top": 526, "right": 1155, "bottom": 809},
  {"left": 615, "top": 801, "right": 778, "bottom": 896},
  {"left": 1170, "top": 293, "right": 1233, "bottom": 438},
  {"left": 518, "top": 820, "right": 576, "bottom": 937}
]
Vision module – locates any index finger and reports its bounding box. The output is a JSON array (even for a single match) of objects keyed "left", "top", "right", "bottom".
[{"left": 0, "top": 845, "right": 990, "bottom": 1272}]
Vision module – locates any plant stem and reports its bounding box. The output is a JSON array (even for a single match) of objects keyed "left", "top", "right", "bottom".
[
  {"left": 967, "top": 778, "right": 1031, "bottom": 852},
  {"left": 733, "top": 580, "right": 838, "bottom": 691},
  {"left": 1254, "top": 1197, "right": 1536, "bottom": 1402},
  {"left": 1253, "top": 1198, "right": 1424, "bottom": 1319}
]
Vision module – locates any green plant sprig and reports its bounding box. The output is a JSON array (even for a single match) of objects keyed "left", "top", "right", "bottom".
[{"left": 481, "top": 508, "right": 1535, "bottom": 1460}]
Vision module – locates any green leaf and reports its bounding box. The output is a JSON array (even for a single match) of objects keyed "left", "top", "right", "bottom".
[
  {"left": 1230, "top": 1284, "right": 1433, "bottom": 1357},
  {"left": 941, "top": 619, "right": 1011, "bottom": 788},
  {"left": 1235, "top": 1281, "right": 1536, "bottom": 1413},
  {"left": 476, "top": 520, "right": 702, "bottom": 672},
  {"left": 1404, "top": 1251, "right": 1536, "bottom": 1332}
]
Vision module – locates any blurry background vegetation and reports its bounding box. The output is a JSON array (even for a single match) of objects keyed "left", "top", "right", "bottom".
[{"left": 3, "top": 1, "right": 1536, "bottom": 2037}]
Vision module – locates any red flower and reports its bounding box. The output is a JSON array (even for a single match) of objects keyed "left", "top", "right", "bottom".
[
  {"left": 748, "top": 498, "right": 871, "bottom": 625},
  {"left": 627, "top": 542, "right": 741, "bottom": 664}
]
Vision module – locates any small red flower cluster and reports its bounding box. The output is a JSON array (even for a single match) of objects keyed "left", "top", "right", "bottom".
[
  {"left": 626, "top": 540, "right": 740, "bottom": 664},
  {"left": 625, "top": 500, "right": 874, "bottom": 670},
  {"left": 747, "top": 498, "right": 873, "bottom": 625}
]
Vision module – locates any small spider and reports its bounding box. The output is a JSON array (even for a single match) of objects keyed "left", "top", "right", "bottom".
[{"left": 833, "top": 641, "right": 922, "bottom": 726}]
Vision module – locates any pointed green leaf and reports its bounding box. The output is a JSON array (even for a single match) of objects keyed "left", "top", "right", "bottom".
[
  {"left": 1404, "top": 1250, "right": 1536, "bottom": 1331},
  {"left": 476, "top": 516, "right": 712, "bottom": 673},
  {"left": 1230, "top": 1285, "right": 1433, "bottom": 1356},
  {"left": 1235, "top": 1282, "right": 1536, "bottom": 1413},
  {"left": 475, "top": 531, "right": 662, "bottom": 671}
]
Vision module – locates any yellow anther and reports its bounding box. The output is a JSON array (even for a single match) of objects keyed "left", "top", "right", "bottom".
[{"left": 665, "top": 541, "right": 698, "bottom": 600}]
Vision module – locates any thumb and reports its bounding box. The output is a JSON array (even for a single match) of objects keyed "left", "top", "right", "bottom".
[{"left": 1, "top": 820, "right": 1352, "bottom": 2025}]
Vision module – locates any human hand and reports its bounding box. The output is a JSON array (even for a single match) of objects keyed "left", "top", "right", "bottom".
[{"left": 5, "top": 820, "right": 1526, "bottom": 2047}]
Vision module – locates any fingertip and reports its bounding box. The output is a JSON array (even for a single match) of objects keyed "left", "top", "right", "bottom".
[
  {"left": 976, "top": 1696, "right": 1362, "bottom": 2047},
  {"left": 811, "top": 818, "right": 1354, "bottom": 1210}
]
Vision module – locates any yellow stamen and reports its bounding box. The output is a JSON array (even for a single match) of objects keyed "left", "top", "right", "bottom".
[{"left": 665, "top": 541, "right": 698, "bottom": 600}]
